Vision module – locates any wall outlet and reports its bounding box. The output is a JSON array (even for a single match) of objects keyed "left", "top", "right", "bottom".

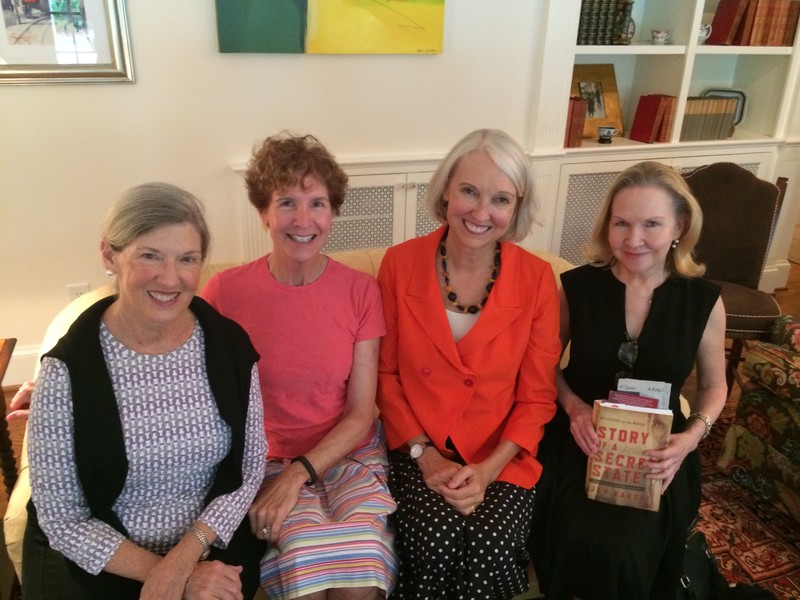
[{"left": 67, "top": 282, "right": 91, "bottom": 301}]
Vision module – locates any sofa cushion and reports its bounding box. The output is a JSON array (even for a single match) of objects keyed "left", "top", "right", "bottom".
[{"left": 743, "top": 341, "right": 800, "bottom": 407}]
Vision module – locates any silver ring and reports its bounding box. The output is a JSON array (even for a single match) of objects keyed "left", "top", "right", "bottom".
[{"left": 262, "top": 526, "right": 271, "bottom": 537}]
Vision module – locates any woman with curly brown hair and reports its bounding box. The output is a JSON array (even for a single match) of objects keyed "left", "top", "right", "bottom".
[{"left": 202, "top": 132, "right": 397, "bottom": 600}]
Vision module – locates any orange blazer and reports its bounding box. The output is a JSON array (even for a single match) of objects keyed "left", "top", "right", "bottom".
[{"left": 377, "top": 227, "right": 561, "bottom": 488}]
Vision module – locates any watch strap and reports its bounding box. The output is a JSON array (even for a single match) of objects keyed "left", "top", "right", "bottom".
[{"left": 188, "top": 525, "right": 211, "bottom": 561}]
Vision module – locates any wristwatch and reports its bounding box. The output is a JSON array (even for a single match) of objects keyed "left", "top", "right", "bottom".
[
  {"left": 409, "top": 442, "right": 430, "bottom": 460},
  {"left": 189, "top": 525, "right": 211, "bottom": 561}
]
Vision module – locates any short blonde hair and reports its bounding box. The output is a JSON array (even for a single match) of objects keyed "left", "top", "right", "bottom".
[
  {"left": 425, "top": 129, "right": 538, "bottom": 242},
  {"left": 583, "top": 161, "right": 705, "bottom": 277}
]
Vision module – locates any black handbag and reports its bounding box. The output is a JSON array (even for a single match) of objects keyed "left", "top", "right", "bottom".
[
  {"left": 677, "top": 529, "right": 730, "bottom": 600},
  {"left": 677, "top": 529, "right": 776, "bottom": 600}
]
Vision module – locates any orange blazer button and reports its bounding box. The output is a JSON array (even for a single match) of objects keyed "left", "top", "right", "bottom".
[
  {"left": 420, "top": 367, "right": 431, "bottom": 377},
  {"left": 463, "top": 379, "right": 474, "bottom": 387}
]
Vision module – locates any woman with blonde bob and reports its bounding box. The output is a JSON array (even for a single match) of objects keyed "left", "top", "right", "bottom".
[
  {"left": 377, "top": 129, "right": 561, "bottom": 598},
  {"left": 530, "top": 161, "right": 727, "bottom": 599}
]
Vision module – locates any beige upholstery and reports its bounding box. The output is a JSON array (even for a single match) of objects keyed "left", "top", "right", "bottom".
[{"left": 3, "top": 245, "right": 573, "bottom": 580}]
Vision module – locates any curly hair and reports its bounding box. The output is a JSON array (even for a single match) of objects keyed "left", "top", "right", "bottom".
[{"left": 244, "top": 132, "right": 348, "bottom": 216}]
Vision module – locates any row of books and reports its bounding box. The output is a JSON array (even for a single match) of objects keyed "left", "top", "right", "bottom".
[
  {"left": 708, "top": 0, "right": 800, "bottom": 46},
  {"left": 679, "top": 97, "right": 738, "bottom": 142},
  {"left": 564, "top": 96, "right": 589, "bottom": 147},
  {"left": 576, "top": 0, "right": 631, "bottom": 46},
  {"left": 628, "top": 94, "right": 677, "bottom": 144}
]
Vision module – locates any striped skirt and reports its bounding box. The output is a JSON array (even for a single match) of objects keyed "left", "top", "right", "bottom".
[{"left": 259, "top": 423, "right": 398, "bottom": 599}]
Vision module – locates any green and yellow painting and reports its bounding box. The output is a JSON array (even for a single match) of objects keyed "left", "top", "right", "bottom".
[{"left": 215, "top": 0, "right": 445, "bottom": 54}]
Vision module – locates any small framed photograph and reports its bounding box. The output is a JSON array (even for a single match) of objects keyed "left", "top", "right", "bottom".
[
  {"left": 571, "top": 64, "right": 624, "bottom": 139},
  {"left": 701, "top": 88, "right": 748, "bottom": 126},
  {"left": 0, "top": 0, "right": 134, "bottom": 85}
]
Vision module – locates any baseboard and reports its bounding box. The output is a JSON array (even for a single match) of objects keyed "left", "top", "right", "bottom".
[{"left": 3, "top": 346, "right": 38, "bottom": 388}]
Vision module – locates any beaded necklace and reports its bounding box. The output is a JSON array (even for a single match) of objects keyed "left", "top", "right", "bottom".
[{"left": 438, "top": 228, "right": 501, "bottom": 314}]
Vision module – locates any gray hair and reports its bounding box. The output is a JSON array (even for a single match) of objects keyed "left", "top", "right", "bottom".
[
  {"left": 101, "top": 182, "right": 210, "bottom": 259},
  {"left": 425, "top": 129, "right": 539, "bottom": 242}
]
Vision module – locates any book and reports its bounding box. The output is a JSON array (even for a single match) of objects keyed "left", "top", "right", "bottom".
[
  {"left": 585, "top": 400, "right": 674, "bottom": 512},
  {"left": 733, "top": 0, "right": 759, "bottom": 44},
  {"left": 749, "top": 0, "right": 772, "bottom": 45},
  {"left": 616, "top": 377, "right": 672, "bottom": 409},
  {"left": 719, "top": 97, "right": 738, "bottom": 137},
  {"left": 679, "top": 97, "right": 704, "bottom": 141},
  {"left": 564, "top": 96, "right": 588, "bottom": 148},
  {"left": 767, "top": 0, "right": 791, "bottom": 45},
  {"left": 708, "top": 0, "right": 750, "bottom": 45},
  {"left": 654, "top": 94, "right": 678, "bottom": 142},
  {"left": 785, "top": 0, "right": 800, "bottom": 45},
  {"left": 608, "top": 389, "right": 660, "bottom": 409},
  {"left": 628, "top": 95, "right": 668, "bottom": 143}
]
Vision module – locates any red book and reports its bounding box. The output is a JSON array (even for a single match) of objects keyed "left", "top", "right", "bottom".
[
  {"left": 629, "top": 95, "right": 667, "bottom": 143},
  {"left": 654, "top": 95, "right": 677, "bottom": 142},
  {"left": 565, "top": 97, "right": 588, "bottom": 148},
  {"left": 708, "top": 0, "right": 750, "bottom": 44},
  {"left": 785, "top": 0, "right": 800, "bottom": 45},
  {"left": 734, "top": 0, "right": 759, "bottom": 44},
  {"left": 767, "top": 0, "right": 790, "bottom": 44},
  {"left": 749, "top": 0, "right": 773, "bottom": 45},
  {"left": 607, "top": 390, "right": 660, "bottom": 409}
]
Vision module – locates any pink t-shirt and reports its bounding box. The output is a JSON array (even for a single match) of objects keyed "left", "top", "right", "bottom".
[{"left": 202, "top": 257, "right": 386, "bottom": 458}]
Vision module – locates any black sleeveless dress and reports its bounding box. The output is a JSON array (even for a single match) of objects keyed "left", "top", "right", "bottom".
[{"left": 530, "top": 264, "right": 720, "bottom": 600}]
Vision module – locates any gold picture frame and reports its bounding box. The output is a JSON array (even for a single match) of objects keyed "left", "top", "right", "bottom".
[
  {"left": 571, "top": 64, "right": 623, "bottom": 139},
  {"left": 0, "top": 0, "right": 134, "bottom": 85}
]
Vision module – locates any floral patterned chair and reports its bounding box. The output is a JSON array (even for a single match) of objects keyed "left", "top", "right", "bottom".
[{"left": 717, "top": 314, "right": 800, "bottom": 523}]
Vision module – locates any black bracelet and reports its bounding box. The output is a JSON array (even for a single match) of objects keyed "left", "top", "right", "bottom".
[{"left": 291, "top": 455, "right": 318, "bottom": 486}]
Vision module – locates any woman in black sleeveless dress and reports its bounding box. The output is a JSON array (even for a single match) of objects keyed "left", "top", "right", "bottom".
[{"left": 530, "top": 161, "right": 728, "bottom": 600}]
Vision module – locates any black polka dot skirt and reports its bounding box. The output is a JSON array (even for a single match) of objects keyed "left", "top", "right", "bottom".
[{"left": 388, "top": 451, "right": 535, "bottom": 600}]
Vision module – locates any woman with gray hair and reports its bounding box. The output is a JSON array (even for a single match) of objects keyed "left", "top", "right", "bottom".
[
  {"left": 377, "top": 129, "right": 561, "bottom": 598},
  {"left": 24, "top": 182, "right": 267, "bottom": 600}
]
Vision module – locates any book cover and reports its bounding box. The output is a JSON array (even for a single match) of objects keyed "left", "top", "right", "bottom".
[
  {"left": 679, "top": 97, "right": 704, "bottom": 142},
  {"left": 785, "top": 0, "right": 800, "bottom": 45},
  {"left": 585, "top": 400, "right": 673, "bottom": 512},
  {"left": 749, "top": 0, "right": 772, "bottom": 45},
  {"left": 565, "top": 97, "right": 588, "bottom": 147},
  {"left": 708, "top": 0, "right": 750, "bottom": 44},
  {"left": 734, "top": 0, "right": 759, "bottom": 44},
  {"left": 767, "top": 0, "right": 790, "bottom": 45},
  {"left": 607, "top": 390, "right": 660, "bottom": 409},
  {"left": 654, "top": 95, "right": 677, "bottom": 142},
  {"left": 628, "top": 95, "right": 667, "bottom": 143},
  {"left": 616, "top": 377, "right": 672, "bottom": 409}
]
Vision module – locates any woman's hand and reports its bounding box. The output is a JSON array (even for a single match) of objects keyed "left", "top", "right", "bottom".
[
  {"left": 248, "top": 462, "right": 307, "bottom": 543},
  {"left": 183, "top": 562, "right": 244, "bottom": 600},
  {"left": 418, "top": 451, "right": 487, "bottom": 516},
  {"left": 644, "top": 430, "right": 696, "bottom": 492},
  {"left": 7, "top": 379, "right": 34, "bottom": 422},
  {"left": 568, "top": 401, "right": 599, "bottom": 457}
]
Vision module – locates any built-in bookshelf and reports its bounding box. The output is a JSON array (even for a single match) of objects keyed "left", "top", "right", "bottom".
[{"left": 562, "top": 0, "right": 800, "bottom": 148}]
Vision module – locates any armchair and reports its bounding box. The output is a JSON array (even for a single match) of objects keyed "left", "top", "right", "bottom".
[{"left": 716, "top": 314, "right": 800, "bottom": 524}]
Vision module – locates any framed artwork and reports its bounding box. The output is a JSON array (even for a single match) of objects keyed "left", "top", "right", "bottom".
[
  {"left": 215, "top": 0, "right": 445, "bottom": 55},
  {"left": 571, "top": 64, "right": 623, "bottom": 139},
  {"left": 0, "top": 0, "right": 134, "bottom": 85}
]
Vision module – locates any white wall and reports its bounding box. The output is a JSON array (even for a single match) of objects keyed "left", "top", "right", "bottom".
[{"left": 0, "top": 1, "right": 547, "bottom": 384}]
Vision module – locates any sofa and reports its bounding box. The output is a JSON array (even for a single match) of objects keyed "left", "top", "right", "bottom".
[
  {"left": 3, "top": 244, "right": 575, "bottom": 585},
  {"left": 716, "top": 314, "right": 800, "bottom": 524}
]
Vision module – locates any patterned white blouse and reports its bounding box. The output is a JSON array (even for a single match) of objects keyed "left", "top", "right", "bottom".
[{"left": 28, "top": 322, "right": 266, "bottom": 575}]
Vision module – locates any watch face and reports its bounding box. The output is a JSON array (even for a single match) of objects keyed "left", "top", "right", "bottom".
[{"left": 410, "top": 443, "right": 425, "bottom": 459}]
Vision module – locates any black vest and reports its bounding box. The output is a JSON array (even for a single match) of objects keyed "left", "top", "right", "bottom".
[{"left": 42, "top": 295, "right": 259, "bottom": 536}]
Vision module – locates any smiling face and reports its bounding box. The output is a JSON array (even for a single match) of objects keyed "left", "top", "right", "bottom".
[
  {"left": 607, "top": 185, "right": 685, "bottom": 279},
  {"left": 102, "top": 221, "right": 203, "bottom": 329},
  {"left": 260, "top": 175, "right": 333, "bottom": 269},
  {"left": 443, "top": 150, "right": 518, "bottom": 253}
]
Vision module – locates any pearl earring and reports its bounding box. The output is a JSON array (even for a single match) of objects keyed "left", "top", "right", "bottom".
[
  {"left": 671, "top": 239, "right": 679, "bottom": 249},
  {"left": 106, "top": 269, "right": 114, "bottom": 276}
]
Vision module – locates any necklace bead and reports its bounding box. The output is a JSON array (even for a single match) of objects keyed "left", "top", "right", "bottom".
[{"left": 438, "top": 229, "right": 501, "bottom": 314}]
